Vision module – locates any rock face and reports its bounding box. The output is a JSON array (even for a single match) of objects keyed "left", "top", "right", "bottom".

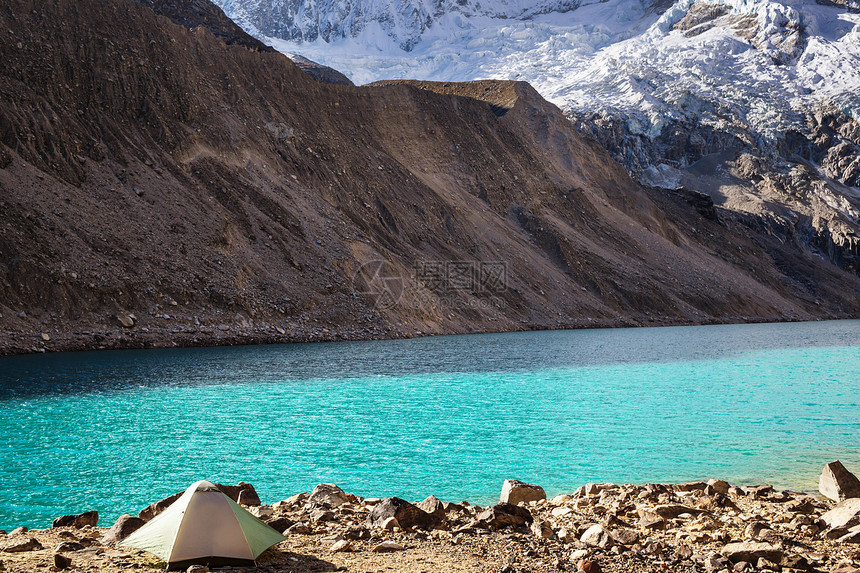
[
  {"left": 101, "top": 515, "right": 145, "bottom": 545},
  {"left": 820, "top": 461, "right": 860, "bottom": 502},
  {"left": 2, "top": 0, "right": 860, "bottom": 359},
  {"left": 52, "top": 511, "right": 98, "bottom": 529},
  {"left": 500, "top": 480, "right": 546, "bottom": 506},
  {"left": 368, "top": 498, "right": 438, "bottom": 530},
  {"left": 309, "top": 484, "right": 349, "bottom": 508}
]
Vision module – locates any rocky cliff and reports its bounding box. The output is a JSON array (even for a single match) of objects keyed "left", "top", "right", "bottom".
[{"left": 0, "top": 0, "right": 859, "bottom": 354}]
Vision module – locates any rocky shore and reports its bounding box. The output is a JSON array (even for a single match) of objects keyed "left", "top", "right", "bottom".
[{"left": 3, "top": 463, "right": 860, "bottom": 573}]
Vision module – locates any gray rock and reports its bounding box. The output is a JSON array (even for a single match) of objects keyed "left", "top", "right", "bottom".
[
  {"left": 53, "top": 511, "right": 98, "bottom": 529},
  {"left": 500, "top": 479, "right": 546, "bottom": 505},
  {"left": 474, "top": 503, "right": 533, "bottom": 530},
  {"left": 114, "top": 313, "right": 136, "bottom": 328},
  {"left": 101, "top": 515, "right": 145, "bottom": 545},
  {"left": 139, "top": 492, "right": 182, "bottom": 521},
  {"left": 368, "top": 497, "right": 439, "bottom": 530},
  {"left": 610, "top": 528, "right": 639, "bottom": 545},
  {"left": 720, "top": 542, "right": 783, "bottom": 564},
  {"left": 309, "top": 483, "right": 349, "bottom": 508},
  {"left": 1, "top": 537, "right": 43, "bottom": 552},
  {"left": 820, "top": 461, "right": 860, "bottom": 502},
  {"left": 822, "top": 498, "right": 860, "bottom": 530}
]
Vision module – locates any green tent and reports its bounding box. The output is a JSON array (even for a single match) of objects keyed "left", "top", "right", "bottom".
[{"left": 120, "top": 480, "right": 284, "bottom": 570}]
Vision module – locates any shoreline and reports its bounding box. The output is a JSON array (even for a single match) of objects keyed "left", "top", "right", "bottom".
[
  {"left": 0, "top": 314, "right": 849, "bottom": 358},
  {"left": 2, "top": 477, "right": 859, "bottom": 573}
]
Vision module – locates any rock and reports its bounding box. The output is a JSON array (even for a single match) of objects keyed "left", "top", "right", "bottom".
[
  {"left": 831, "top": 563, "right": 860, "bottom": 573},
  {"left": 838, "top": 525, "right": 860, "bottom": 543},
  {"left": 310, "top": 508, "right": 334, "bottom": 522},
  {"left": 610, "top": 528, "right": 639, "bottom": 545},
  {"left": 54, "top": 553, "right": 71, "bottom": 569},
  {"left": 265, "top": 516, "right": 294, "bottom": 533},
  {"left": 707, "top": 479, "right": 731, "bottom": 494},
  {"left": 703, "top": 554, "right": 731, "bottom": 573},
  {"left": 330, "top": 540, "right": 352, "bottom": 552},
  {"left": 720, "top": 542, "right": 783, "bottom": 564},
  {"left": 343, "top": 525, "right": 370, "bottom": 540},
  {"left": 285, "top": 522, "right": 312, "bottom": 535},
  {"left": 101, "top": 515, "right": 145, "bottom": 545},
  {"left": 531, "top": 520, "right": 554, "bottom": 539},
  {"left": 53, "top": 511, "right": 98, "bottom": 529},
  {"left": 744, "top": 522, "right": 773, "bottom": 541},
  {"left": 578, "top": 560, "right": 601, "bottom": 573},
  {"left": 114, "top": 313, "right": 136, "bottom": 328},
  {"left": 552, "top": 506, "right": 573, "bottom": 517},
  {"left": 186, "top": 566, "right": 209, "bottom": 573},
  {"left": 380, "top": 517, "right": 400, "bottom": 530},
  {"left": 8, "top": 527, "right": 27, "bottom": 536},
  {"left": 55, "top": 542, "right": 83, "bottom": 552},
  {"left": 822, "top": 498, "right": 860, "bottom": 530},
  {"left": 645, "top": 504, "right": 702, "bottom": 519},
  {"left": 368, "top": 497, "right": 438, "bottom": 530},
  {"left": 500, "top": 479, "right": 546, "bottom": 505},
  {"left": 675, "top": 482, "right": 708, "bottom": 492},
  {"left": 1, "top": 537, "right": 43, "bottom": 552},
  {"left": 416, "top": 495, "right": 447, "bottom": 523},
  {"left": 580, "top": 524, "right": 611, "bottom": 548},
  {"left": 474, "top": 503, "right": 533, "bottom": 530},
  {"left": 639, "top": 515, "right": 665, "bottom": 530},
  {"left": 733, "top": 561, "right": 752, "bottom": 572},
  {"left": 41, "top": 333, "right": 51, "bottom": 341},
  {"left": 139, "top": 492, "right": 182, "bottom": 521},
  {"left": 284, "top": 492, "right": 309, "bottom": 506},
  {"left": 820, "top": 461, "right": 860, "bottom": 502},
  {"left": 309, "top": 483, "right": 349, "bottom": 508},
  {"left": 371, "top": 540, "right": 405, "bottom": 552},
  {"left": 216, "top": 482, "right": 260, "bottom": 506}
]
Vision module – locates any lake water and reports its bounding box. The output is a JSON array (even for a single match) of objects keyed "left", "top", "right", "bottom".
[{"left": 1, "top": 320, "right": 859, "bottom": 530}]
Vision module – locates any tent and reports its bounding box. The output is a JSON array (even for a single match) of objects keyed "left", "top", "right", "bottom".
[{"left": 120, "top": 480, "right": 284, "bottom": 570}]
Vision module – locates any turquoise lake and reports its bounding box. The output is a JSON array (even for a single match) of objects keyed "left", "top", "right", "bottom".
[{"left": 1, "top": 320, "right": 859, "bottom": 530}]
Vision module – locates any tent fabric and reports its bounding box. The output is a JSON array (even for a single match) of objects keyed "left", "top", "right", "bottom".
[{"left": 120, "top": 480, "right": 284, "bottom": 567}]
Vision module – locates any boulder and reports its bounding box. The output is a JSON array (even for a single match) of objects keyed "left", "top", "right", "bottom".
[
  {"left": 101, "top": 515, "right": 145, "bottom": 545},
  {"left": 416, "top": 495, "right": 447, "bottom": 523},
  {"left": 474, "top": 503, "right": 533, "bottom": 530},
  {"left": 820, "top": 461, "right": 860, "bottom": 502},
  {"left": 368, "top": 497, "right": 438, "bottom": 530},
  {"left": 707, "top": 479, "right": 731, "bottom": 494},
  {"left": 645, "top": 504, "right": 703, "bottom": 519},
  {"left": 265, "top": 516, "right": 295, "bottom": 533},
  {"left": 53, "top": 511, "right": 98, "bottom": 529},
  {"left": 139, "top": 492, "right": 182, "bottom": 521},
  {"left": 309, "top": 483, "right": 349, "bottom": 508},
  {"left": 720, "top": 542, "right": 783, "bottom": 564},
  {"left": 216, "top": 482, "right": 260, "bottom": 506},
  {"left": 54, "top": 553, "right": 71, "bottom": 569},
  {"left": 531, "top": 520, "right": 554, "bottom": 539},
  {"left": 114, "top": 313, "right": 136, "bottom": 328},
  {"left": 8, "top": 527, "right": 27, "bottom": 536},
  {"left": 580, "top": 524, "right": 611, "bottom": 548},
  {"left": 822, "top": 498, "right": 860, "bottom": 530},
  {"left": 500, "top": 480, "right": 546, "bottom": 505},
  {"left": 1, "top": 537, "right": 43, "bottom": 552}
]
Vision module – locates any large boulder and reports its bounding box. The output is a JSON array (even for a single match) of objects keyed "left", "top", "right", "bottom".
[
  {"left": 138, "top": 492, "right": 182, "bottom": 521},
  {"left": 368, "top": 497, "right": 439, "bottom": 530},
  {"left": 308, "top": 484, "right": 349, "bottom": 508},
  {"left": 580, "top": 524, "right": 611, "bottom": 548},
  {"left": 101, "top": 515, "right": 145, "bottom": 545},
  {"left": 820, "top": 461, "right": 860, "bottom": 502},
  {"left": 720, "top": 542, "right": 783, "bottom": 564},
  {"left": 500, "top": 480, "right": 546, "bottom": 505},
  {"left": 52, "top": 511, "right": 98, "bottom": 529},
  {"left": 474, "top": 503, "right": 533, "bottom": 530}
]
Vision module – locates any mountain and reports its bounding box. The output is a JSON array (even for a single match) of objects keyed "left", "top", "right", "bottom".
[
  {"left": 1, "top": 0, "right": 859, "bottom": 355},
  {"left": 214, "top": 0, "right": 860, "bottom": 275}
]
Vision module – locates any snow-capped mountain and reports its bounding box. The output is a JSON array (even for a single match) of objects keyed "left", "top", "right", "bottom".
[{"left": 214, "top": 0, "right": 860, "bottom": 272}]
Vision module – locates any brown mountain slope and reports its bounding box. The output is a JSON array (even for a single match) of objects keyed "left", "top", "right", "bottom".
[{"left": 0, "top": 0, "right": 858, "bottom": 355}]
